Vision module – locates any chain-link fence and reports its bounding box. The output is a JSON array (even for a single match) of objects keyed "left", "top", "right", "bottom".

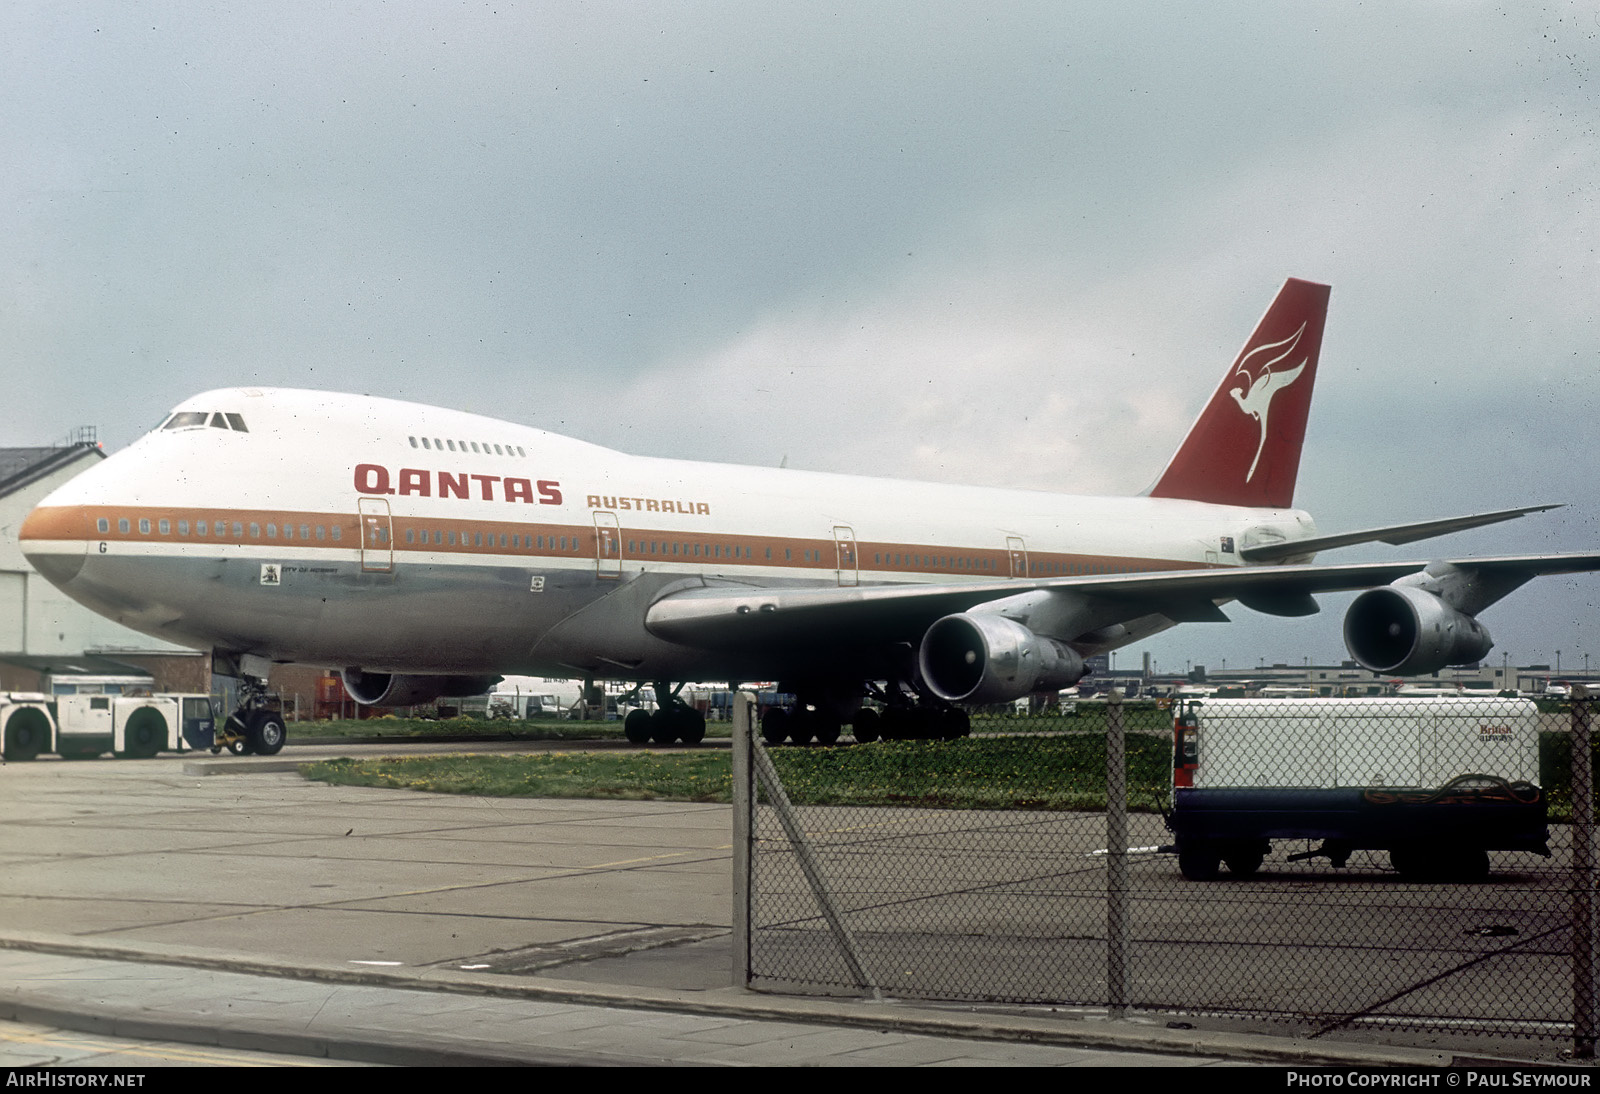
[{"left": 732, "top": 692, "right": 1600, "bottom": 1055}]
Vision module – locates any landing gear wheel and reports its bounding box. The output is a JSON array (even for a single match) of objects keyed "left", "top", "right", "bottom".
[
  {"left": 1178, "top": 845, "right": 1222, "bottom": 881},
  {"left": 937, "top": 707, "right": 971, "bottom": 740},
  {"left": 246, "top": 711, "right": 287, "bottom": 756},
  {"left": 851, "top": 708, "right": 880, "bottom": 744},
  {"left": 648, "top": 709, "right": 678, "bottom": 744},
  {"left": 675, "top": 705, "right": 706, "bottom": 745},
  {"left": 787, "top": 709, "right": 817, "bottom": 746},
  {"left": 624, "top": 708, "right": 652, "bottom": 744},
  {"left": 760, "top": 708, "right": 790, "bottom": 746},
  {"left": 813, "top": 716, "right": 841, "bottom": 746}
]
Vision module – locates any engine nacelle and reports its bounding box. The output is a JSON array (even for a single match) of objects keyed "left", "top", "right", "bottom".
[
  {"left": 340, "top": 670, "right": 503, "bottom": 707},
  {"left": 1343, "top": 586, "right": 1494, "bottom": 675},
  {"left": 918, "top": 613, "right": 1086, "bottom": 704}
]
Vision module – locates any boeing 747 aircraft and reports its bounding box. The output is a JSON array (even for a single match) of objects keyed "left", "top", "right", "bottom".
[{"left": 18, "top": 279, "right": 1600, "bottom": 752}]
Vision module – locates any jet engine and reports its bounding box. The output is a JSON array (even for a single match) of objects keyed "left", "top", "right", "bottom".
[
  {"left": 918, "top": 613, "right": 1086, "bottom": 704},
  {"left": 1342, "top": 586, "right": 1493, "bottom": 676},
  {"left": 340, "top": 669, "right": 503, "bottom": 707}
]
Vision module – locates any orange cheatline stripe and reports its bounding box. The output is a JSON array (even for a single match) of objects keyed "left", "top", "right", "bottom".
[{"left": 20, "top": 504, "right": 1214, "bottom": 577}]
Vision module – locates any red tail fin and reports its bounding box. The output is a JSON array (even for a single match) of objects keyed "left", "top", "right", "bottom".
[{"left": 1148, "top": 278, "right": 1330, "bottom": 509}]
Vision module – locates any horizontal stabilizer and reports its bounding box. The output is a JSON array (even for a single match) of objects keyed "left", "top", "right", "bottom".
[{"left": 1239, "top": 504, "right": 1563, "bottom": 563}]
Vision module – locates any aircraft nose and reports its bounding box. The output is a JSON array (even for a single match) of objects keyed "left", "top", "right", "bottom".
[{"left": 20, "top": 504, "right": 89, "bottom": 585}]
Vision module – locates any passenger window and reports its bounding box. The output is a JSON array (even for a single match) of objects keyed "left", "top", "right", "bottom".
[
  {"left": 232, "top": 522, "right": 244, "bottom": 538},
  {"left": 406, "top": 529, "right": 415, "bottom": 544},
  {"left": 249, "top": 523, "right": 260, "bottom": 537},
  {"left": 331, "top": 526, "right": 341, "bottom": 541},
  {"left": 118, "top": 518, "right": 129, "bottom": 533},
  {"left": 300, "top": 524, "right": 310, "bottom": 539},
  {"left": 315, "top": 525, "right": 326, "bottom": 540},
  {"left": 139, "top": 518, "right": 151, "bottom": 534},
  {"left": 266, "top": 523, "right": 277, "bottom": 538},
  {"left": 158, "top": 519, "right": 170, "bottom": 534},
  {"left": 178, "top": 520, "right": 188, "bottom": 535},
  {"left": 283, "top": 524, "right": 294, "bottom": 539},
  {"left": 197, "top": 520, "right": 208, "bottom": 535},
  {"left": 97, "top": 518, "right": 109, "bottom": 533}
]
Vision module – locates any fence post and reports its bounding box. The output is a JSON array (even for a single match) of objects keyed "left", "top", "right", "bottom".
[
  {"left": 1106, "top": 687, "right": 1129, "bottom": 1017},
  {"left": 1573, "top": 685, "right": 1596, "bottom": 1059},
  {"left": 731, "top": 690, "right": 753, "bottom": 988}
]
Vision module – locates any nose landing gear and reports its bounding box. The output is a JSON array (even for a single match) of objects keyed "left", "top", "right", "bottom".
[{"left": 211, "top": 675, "right": 288, "bottom": 757}]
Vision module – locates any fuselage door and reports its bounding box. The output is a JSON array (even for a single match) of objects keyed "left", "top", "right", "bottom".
[
  {"left": 834, "top": 525, "right": 858, "bottom": 587},
  {"left": 594, "top": 511, "right": 622, "bottom": 580},
  {"left": 358, "top": 497, "right": 393, "bottom": 573},
  {"left": 1007, "top": 535, "right": 1028, "bottom": 578}
]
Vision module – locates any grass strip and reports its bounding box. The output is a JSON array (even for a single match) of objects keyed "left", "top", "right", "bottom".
[{"left": 301, "top": 733, "right": 1172, "bottom": 812}]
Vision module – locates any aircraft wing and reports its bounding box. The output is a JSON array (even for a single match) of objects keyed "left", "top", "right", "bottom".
[
  {"left": 644, "top": 551, "right": 1600, "bottom": 650},
  {"left": 1237, "top": 504, "right": 1562, "bottom": 563}
]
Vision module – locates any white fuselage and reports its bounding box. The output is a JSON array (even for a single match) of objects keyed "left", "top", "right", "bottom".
[{"left": 21, "top": 388, "right": 1316, "bottom": 680}]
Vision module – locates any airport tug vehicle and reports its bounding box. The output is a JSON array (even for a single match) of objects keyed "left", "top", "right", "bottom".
[
  {"left": 0, "top": 692, "right": 229, "bottom": 760},
  {"left": 1166, "top": 697, "right": 1549, "bottom": 882}
]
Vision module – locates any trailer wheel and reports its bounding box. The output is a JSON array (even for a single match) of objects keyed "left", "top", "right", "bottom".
[
  {"left": 1389, "top": 846, "right": 1422, "bottom": 879},
  {"left": 119, "top": 709, "right": 167, "bottom": 759},
  {"left": 3, "top": 709, "right": 49, "bottom": 762},
  {"left": 1391, "top": 845, "right": 1489, "bottom": 883},
  {"left": 1452, "top": 848, "right": 1491, "bottom": 883},
  {"left": 247, "top": 711, "right": 287, "bottom": 756},
  {"left": 1178, "top": 845, "right": 1222, "bottom": 881},
  {"left": 1223, "top": 846, "right": 1265, "bottom": 877}
]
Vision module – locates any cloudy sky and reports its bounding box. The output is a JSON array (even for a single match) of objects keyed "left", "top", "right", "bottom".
[{"left": 5, "top": 2, "right": 1598, "bottom": 676}]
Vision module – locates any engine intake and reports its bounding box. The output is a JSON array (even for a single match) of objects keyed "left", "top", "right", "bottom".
[
  {"left": 341, "top": 670, "right": 503, "bottom": 707},
  {"left": 918, "top": 613, "right": 1086, "bottom": 704},
  {"left": 1343, "top": 586, "right": 1493, "bottom": 675}
]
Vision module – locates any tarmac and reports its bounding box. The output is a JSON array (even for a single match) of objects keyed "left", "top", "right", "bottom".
[{"left": 0, "top": 737, "right": 1549, "bottom": 1067}]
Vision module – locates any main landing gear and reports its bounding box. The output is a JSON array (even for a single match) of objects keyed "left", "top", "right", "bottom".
[
  {"left": 623, "top": 681, "right": 707, "bottom": 746},
  {"left": 759, "top": 681, "right": 972, "bottom": 746},
  {"left": 212, "top": 674, "right": 288, "bottom": 757}
]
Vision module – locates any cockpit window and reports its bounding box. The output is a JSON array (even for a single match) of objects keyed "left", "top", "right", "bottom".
[
  {"left": 210, "top": 413, "right": 229, "bottom": 429},
  {"left": 225, "top": 413, "right": 247, "bottom": 432},
  {"left": 163, "top": 411, "right": 209, "bottom": 430}
]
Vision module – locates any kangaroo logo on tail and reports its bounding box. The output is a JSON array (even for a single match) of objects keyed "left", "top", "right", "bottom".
[
  {"left": 1147, "top": 278, "right": 1329, "bottom": 509},
  {"left": 1229, "top": 323, "right": 1308, "bottom": 483}
]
